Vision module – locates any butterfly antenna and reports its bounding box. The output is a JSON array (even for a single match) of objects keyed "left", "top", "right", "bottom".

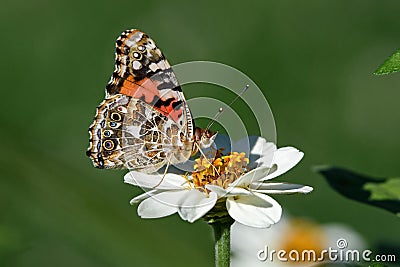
[{"left": 206, "top": 84, "right": 250, "bottom": 131}]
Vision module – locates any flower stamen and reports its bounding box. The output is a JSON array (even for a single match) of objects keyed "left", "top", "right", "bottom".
[{"left": 192, "top": 150, "right": 250, "bottom": 189}]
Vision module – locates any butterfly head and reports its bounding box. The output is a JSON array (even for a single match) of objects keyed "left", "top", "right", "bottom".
[{"left": 192, "top": 127, "right": 218, "bottom": 155}]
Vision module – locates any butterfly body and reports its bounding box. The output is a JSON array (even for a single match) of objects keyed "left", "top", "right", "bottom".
[{"left": 87, "top": 29, "right": 215, "bottom": 173}]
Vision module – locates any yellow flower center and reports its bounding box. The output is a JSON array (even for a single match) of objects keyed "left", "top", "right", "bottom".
[
  {"left": 192, "top": 150, "right": 250, "bottom": 189},
  {"left": 278, "top": 219, "right": 327, "bottom": 264}
]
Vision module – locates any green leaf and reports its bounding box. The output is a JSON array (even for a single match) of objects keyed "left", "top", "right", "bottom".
[
  {"left": 374, "top": 48, "right": 400, "bottom": 75},
  {"left": 315, "top": 166, "right": 400, "bottom": 217},
  {"left": 364, "top": 178, "right": 400, "bottom": 201}
]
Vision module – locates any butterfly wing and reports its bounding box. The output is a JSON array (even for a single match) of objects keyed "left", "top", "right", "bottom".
[
  {"left": 86, "top": 94, "right": 193, "bottom": 172},
  {"left": 106, "top": 29, "right": 194, "bottom": 135},
  {"left": 87, "top": 29, "right": 194, "bottom": 172}
]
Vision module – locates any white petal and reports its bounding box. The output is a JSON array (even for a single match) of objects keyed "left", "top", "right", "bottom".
[
  {"left": 215, "top": 135, "right": 276, "bottom": 160},
  {"left": 231, "top": 215, "right": 289, "bottom": 254},
  {"left": 178, "top": 191, "right": 217, "bottom": 223},
  {"left": 262, "top": 147, "right": 304, "bottom": 180},
  {"left": 226, "top": 192, "right": 282, "bottom": 228},
  {"left": 130, "top": 189, "right": 160, "bottom": 204},
  {"left": 231, "top": 217, "right": 290, "bottom": 267},
  {"left": 214, "top": 135, "right": 277, "bottom": 170},
  {"left": 205, "top": 184, "right": 227, "bottom": 197},
  {"left": 230, "top": 167, "right": 271, "bottom": 187},
  {"left": 124, "top": 171, "right": 188, "bottom": 189},
  {"left": 250, "top": 137, "right": 276, "bottom": 158},
  {"left": 251, "top": 156, "right": 273, "bottom": 169},
  {"left": 250, "top": 139, "right": 276, "bottom": 169},
  {"left": 225, "top": 187, "right": 253, "bottom": 196},
  {"left": 206, "top": 185, "right": 252, "bottom": 198},
  {"left": 233, "top": 136, "right": 276, "bottom": 167},
  {"left": 251, "top": 182, "right": 314, "bottom": 194},
  {"left": 137, "top": 190, "right": 188, "bottom": 218}
]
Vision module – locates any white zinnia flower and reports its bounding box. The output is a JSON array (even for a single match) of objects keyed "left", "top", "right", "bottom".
[
  {"left": 231, "top": 214, "right": 366, "bottom": 267},
  {"left": 124, "top": 136, "right": 313, "bottom": 227}
]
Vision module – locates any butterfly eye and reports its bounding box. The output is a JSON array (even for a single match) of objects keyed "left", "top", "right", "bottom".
[
  {"left": 102, "top": 140, "right": 115, "bottom": 150},
  {"left": 103, "top": 130, "right": 112, "bottom": 137},
  {"left": 110, "top": 112, "right": 122, "bottom": 121},
  {"left": 132, "top": 51, "right": 142, "bottom": 60}
]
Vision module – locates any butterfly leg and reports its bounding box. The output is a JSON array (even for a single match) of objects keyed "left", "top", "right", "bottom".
[
  {"left": 195, "top": 142, "right": 220, "bottom": 176},
  {"left": 152, "top": 159, "right": 171, "bottom": 188}
]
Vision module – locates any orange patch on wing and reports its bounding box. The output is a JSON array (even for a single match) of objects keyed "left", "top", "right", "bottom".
[
  {"left": 168, "top": 109, "right": 183, "bottom": 122},
  {"left": 158, "top": 99, "right": 183, "bottom": 122},
  {"left": 120, "top": 76, "right": 183, "bottom": 122},
  {"left": 120, "top": 76, "right": 160, "bottom": 102}
]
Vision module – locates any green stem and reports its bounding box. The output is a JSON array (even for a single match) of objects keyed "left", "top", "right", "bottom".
[{"left": 211, "top": 218, "right": 234, "bottom": 267}]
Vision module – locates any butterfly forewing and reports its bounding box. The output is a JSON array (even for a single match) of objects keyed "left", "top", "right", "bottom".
[{"left": 87, "top": 29, "right": 196, "bottom": 172}]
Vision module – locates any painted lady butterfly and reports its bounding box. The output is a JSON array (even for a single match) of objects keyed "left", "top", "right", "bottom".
[{"left": 86, "top": 29, "right": 216, "bottom": 173}]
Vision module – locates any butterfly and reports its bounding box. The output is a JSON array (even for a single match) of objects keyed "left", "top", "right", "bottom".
[{"left": 86, "top": 29, "right": 216, "bottom": 173}]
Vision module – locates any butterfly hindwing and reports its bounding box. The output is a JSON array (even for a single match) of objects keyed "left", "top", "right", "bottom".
[{"left": 87, "top": 94, "right": 193, "bottom": 172}]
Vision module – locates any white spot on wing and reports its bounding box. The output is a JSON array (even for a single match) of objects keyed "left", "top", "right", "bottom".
[
  {"left": 132, "top": 61, "right": 142, "bottom": 70},
  {"left": 130, "top": 31, "right": 143, "bottom": 43},
  {"left": 157, "top": 60, "right": 168, "bottom": 70},
  {"left": 149, "top": 63, "right": 159, "bottom": 72},
  {"left": 147, "top": 40, "right": 156, "bottom": 49},
  {"left": 121, "top": 65, "right": 127, "bottom": 74},
  {"left": 125, "top": 125, "right": 142, "bottom": 138}
]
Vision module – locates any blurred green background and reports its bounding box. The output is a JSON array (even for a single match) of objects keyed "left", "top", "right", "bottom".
[{"left": 1, "top": 0, "right": 400, "bottom": 266}]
